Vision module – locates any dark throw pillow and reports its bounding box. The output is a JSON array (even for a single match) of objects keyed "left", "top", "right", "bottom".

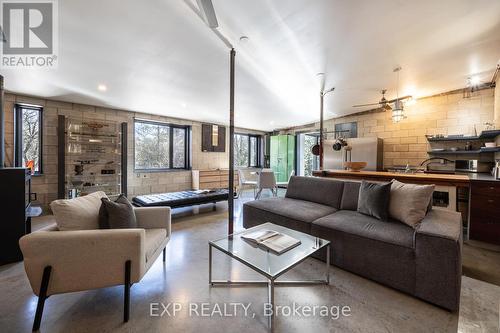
[
  {"left": 357, "top": 181, "right": 392, "bottom": 221},
  {"left": 99, "top": 194, "right": 137, "bottom": 229}
]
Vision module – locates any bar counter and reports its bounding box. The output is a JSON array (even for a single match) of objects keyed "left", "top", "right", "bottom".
[{"left": 312, "top": 169, "right": 470, "bottom": 187}]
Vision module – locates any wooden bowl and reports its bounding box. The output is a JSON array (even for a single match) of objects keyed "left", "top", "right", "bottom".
[{"left": 344, "top": 161, "right": 367, "bottom": 172}]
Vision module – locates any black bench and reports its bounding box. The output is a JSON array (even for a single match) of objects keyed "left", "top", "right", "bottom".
[{"left": 132, "top": 189, "right": 229, "bottom": 210}]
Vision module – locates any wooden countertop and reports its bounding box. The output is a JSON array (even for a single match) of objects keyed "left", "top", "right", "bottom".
[{"left": 312, "top": 169, "right": 470, "bottom": 187}]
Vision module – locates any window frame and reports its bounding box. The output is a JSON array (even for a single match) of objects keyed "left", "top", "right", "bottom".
[
  {"left": 133, "top": 119, "right": 191, "bottom": 172},
  {"left": 14, "top": 104, "right": 43, "bottom": 175},
  {"left": 234, "top": 132, "right": 262, "bottom": 168}
]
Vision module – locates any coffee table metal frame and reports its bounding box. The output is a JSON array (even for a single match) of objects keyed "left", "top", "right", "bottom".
[{"left": 208, "top": 226, "right": 330, "bottom": 329}]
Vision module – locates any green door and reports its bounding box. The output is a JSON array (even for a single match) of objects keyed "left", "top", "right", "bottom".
[{"left": 270, "top": 135, "right": 295, "bottom": 183}]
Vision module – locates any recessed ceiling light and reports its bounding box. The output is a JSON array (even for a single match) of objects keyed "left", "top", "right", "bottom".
[
  {"left": 97, "top": 84, "right": 107, "bottom": 92},
  {"left": 239, "top": 36, "right": 249, "bottom": 43},
  {"left": 181, "top": 102, "right": 187, "bottom": 108}
]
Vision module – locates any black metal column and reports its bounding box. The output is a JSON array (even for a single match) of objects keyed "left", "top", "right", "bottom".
[
  {"left": 228, "top": 48, "right": 235, "bottom": 235},
  {"left": 121, "top": 122, "right": 128, "bottom": 197},
  {"left": 57, "top": 115, "right": 65, "bottom": 199},
  {"left": 0, "top": 75, "right": 4, "bottom": 168},
  {"left": 319, "top": 92, "right": 324, "bottom": 170}
]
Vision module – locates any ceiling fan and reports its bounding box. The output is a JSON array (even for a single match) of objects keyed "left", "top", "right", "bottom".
[{"left": 352, "top": 89, "right": 411, "bottom": 111}]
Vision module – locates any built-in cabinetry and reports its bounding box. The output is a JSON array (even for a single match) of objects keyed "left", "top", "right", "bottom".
[
  {"left": 192, "top": 169, "right": 238, "bottom": 191},
  {"left": 469, "top": 180, "right": 500, "bottom": 245},
  {"left": 57, "top": 116, "right": 127, "bottom": 199}
]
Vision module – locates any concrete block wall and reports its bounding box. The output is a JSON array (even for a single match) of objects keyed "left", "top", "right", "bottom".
[
  {"left": 2, "top": 93, "right": 264, "bottom": 211},
  {"left": 284, "top": 87, "right": 495, "bottom": 168},
  {"left": 495, "top": 75, "right": 500, "bottom": 160}
]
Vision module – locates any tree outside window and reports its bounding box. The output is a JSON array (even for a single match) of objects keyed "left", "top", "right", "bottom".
[
  {"left": 234, "top": 133, "right": 260, "bottom": 167},
  {"left": 134, "top": 120, "right": 190, "bottom": 170},
  {"left": 15, "top": 105, "right": 42, "bottom": 174}
]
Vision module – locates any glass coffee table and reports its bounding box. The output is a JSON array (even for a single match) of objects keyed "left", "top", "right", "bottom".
[{"left": 209, "top": 222, "right": 331, "bottom": 328}]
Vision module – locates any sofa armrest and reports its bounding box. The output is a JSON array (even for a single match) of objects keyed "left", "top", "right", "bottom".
[
  {"left": 415, "top": 209, "right": 462, "bottom": 311},
  {"left": 134, "top": 206, "right": 171, "bottom": 236},
  {"left": 417, "top": 209, "right": 462, "bottom": 241},
  {"left": 19, "top": 228, "right": 146, "bottom": 296}
]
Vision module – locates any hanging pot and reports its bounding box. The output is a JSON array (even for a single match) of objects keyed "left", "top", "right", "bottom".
[
  {"left": 332, "top": 142, "right": 342, "bottom": 151},
  {"left": 332, "top": 137, "right": 345, "bottom": 151},
  {"left": 311, "top": 144, "right": 320, "bottom": 156}
]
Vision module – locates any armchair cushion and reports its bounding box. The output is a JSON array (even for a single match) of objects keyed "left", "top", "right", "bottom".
[
  {"left": 99, "top": 194, "right": 137, "bottom": 229},
  {"left": 50, "top": 191, "right": 108, "bottom": 231}
]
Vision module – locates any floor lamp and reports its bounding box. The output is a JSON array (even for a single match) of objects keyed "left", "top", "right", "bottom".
[{"left": 319, "top": 87, "right": 335, "bottom": 169}]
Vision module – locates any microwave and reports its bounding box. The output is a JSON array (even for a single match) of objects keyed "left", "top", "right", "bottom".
[{"left": 455, "top": 160, "right": 492, "bottom": 173}]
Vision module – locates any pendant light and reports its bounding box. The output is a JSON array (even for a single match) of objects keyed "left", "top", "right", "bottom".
[{"left": 392, "top": 67, "right": 406, "bottom": 123}]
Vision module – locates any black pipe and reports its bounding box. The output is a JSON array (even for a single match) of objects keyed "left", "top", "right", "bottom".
[
  {"left": 0, "top": 75, "right": 4, "bottom": 168},
  {"left": 319, "top": 92, "right": 323, "bottom": 169},
  {"left": 228, "top": 48, "right": 235, "bottom": 235}
]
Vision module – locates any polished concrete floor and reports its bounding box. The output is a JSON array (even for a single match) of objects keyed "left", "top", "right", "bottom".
[{"left": 1, "top": 191, "right": 500, "bottom": 332}]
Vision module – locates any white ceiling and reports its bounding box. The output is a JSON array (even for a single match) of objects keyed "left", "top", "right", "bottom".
[{"left": 2, "top": 0, "right": 500, "bottom": 131}]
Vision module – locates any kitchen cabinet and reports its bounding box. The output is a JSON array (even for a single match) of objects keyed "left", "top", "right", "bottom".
[{"left": 469, "top": 180, "right": 500, "bottom": 245}]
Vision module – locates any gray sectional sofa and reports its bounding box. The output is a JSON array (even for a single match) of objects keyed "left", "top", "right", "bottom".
[{"left": 243, "top": 176, "right": 462, "bottom": 311}]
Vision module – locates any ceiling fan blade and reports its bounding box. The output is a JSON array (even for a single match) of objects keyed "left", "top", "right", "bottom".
[
  {"left": 196, "top": 0, "right": 219, "bottom": 28},
  {"left": 382, "top": 104, "right": 392, "bottom": 111},
  {"left": 352, "top": 102, "right": 382, "bottom": 107},
  {"left": 386, "top": 95, "right": 412, "bottom": 103}
]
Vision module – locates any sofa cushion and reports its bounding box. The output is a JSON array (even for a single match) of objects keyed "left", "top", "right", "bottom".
[
  {"left": 285, "top": 176, "right": 344, "bottom": 208},
  {"left": 145, "top": 228, "right": 167, "bottom": 262},
  {"left": 245, "top": 197, "right": 337, "bottom": 223},
  {"left": 357, "top": 181, "right": 391, "bottom": 221},
  {"left": 312, "top": 210, "right": 415, "bottom": 249},
  {"left": 389, "top": 179, "right": 435, "bottom": 228},
  {"left": 340, "top": 181, "right": 361, "bottom": 210},
  {"left": 50, "top": 191, "right": 108, "bottom": 231}
]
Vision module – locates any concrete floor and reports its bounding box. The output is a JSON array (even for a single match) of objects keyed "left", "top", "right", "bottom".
[{"left": 1, "top": 190, "right": 500, "bottom": 332}]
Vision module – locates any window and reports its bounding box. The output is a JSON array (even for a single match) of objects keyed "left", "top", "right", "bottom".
[
  {"left": 234, "top": 133, "right": 261, "bottom": 167},
  {"left": 15, "top": 104, "right": 43, "bottom": 174},
  {"left": 298, "top": 133, "right": 319, "bottom": 177},
  {"left": 134, "top": 120, "right": 190, "bottom": 170}
]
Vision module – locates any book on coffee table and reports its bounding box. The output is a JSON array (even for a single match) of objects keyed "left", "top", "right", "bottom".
[{"left": 241, "top": 229, "right": 301, "bottom": 254}]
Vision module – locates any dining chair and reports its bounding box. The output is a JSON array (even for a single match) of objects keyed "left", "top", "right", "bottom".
[
  {"left": 237, "top": 169, "right": 257, "bottom": 198},
  {"left": 255, "top": 171, "right": 277, "bottom": 199},
  {"left": 276, "top": 169, "right": 295, "bottom": 189}
]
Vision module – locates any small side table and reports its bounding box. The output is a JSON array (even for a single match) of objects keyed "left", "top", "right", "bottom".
[{"left": 26, "top": 205, "right": 42, "bottom": 234}]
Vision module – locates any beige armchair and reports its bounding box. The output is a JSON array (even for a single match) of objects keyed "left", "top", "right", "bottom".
[{"left": 19, "top": 206, "right": 171, "bottom": 331}]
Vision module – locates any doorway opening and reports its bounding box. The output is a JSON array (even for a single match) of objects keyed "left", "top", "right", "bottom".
[{"left": 297, "top": 132, "right": 319, "bottom": 176}]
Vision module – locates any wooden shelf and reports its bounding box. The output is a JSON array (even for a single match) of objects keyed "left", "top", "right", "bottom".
[
  {"left": 428, "top": 148, "right": 500, "bottom": 154},
  {"left": 426, "top": 130, "right": 500, "bottom": 142}
]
